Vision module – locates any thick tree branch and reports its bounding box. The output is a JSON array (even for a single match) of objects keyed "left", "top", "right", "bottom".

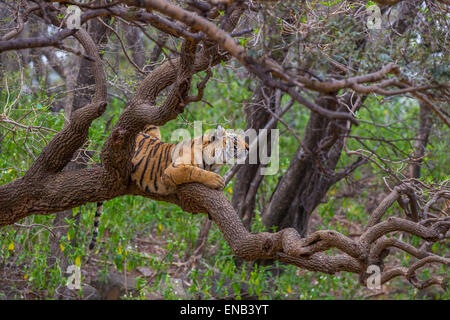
[{"left": 0, "top": 28, "right": 76, "bottom": 52}]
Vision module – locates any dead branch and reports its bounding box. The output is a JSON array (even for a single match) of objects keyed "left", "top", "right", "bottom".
[{"left": 176, "top": 182, "right": 449, "bottom": 289}]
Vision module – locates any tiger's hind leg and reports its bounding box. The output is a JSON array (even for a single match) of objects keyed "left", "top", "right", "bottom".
[{"left": 162, "top": 164, "right": 225, "bottom": 190}]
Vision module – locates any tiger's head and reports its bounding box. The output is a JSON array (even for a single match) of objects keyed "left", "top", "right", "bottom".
[{"left": 201, "top": 126, "right": 249, "bottom": 172}]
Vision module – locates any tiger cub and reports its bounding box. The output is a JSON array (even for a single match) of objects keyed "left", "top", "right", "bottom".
[{"left": 89, "top": 125, "right": 248, "bottom": 250}]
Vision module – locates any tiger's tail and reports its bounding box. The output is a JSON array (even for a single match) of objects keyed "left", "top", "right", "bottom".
[{"left": 89, "top": 202, "right": 103, "bottom": 250}]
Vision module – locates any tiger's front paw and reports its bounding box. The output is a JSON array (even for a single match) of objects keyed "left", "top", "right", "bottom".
[{"left": 203, "top": 172, "right": 225, "bottom": 190}]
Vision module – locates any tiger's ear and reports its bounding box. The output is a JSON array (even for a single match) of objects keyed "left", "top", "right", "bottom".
[{"left": 215, "top": 125, "right": 226, "bottom": 139}]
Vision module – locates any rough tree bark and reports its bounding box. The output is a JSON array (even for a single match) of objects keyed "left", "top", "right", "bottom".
[
  {"left": 260, "top": 0, "right": 423, "bottom": 236},
  {"left": 232, "top": 15, "right": 294, "bottom": 230},
  {"left": 232, "top": 85, "right": 278, "bottom": 230}
]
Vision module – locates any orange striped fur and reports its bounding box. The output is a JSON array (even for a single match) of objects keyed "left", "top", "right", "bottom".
[{"left": 89, "top": 125, "right": 248, "bottom": 250}]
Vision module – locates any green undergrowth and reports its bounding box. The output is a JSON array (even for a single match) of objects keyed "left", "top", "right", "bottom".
[{"left": 1, "top": 64, "right": 449, "bottom": 300}]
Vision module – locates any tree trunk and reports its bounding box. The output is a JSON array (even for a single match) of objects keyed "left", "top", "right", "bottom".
[
  {"left": 408, "top": 102, "right": 433, "bottom": 179},
  {"left": 263, "top": 93, "right": 358, "bottom": 236}
]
